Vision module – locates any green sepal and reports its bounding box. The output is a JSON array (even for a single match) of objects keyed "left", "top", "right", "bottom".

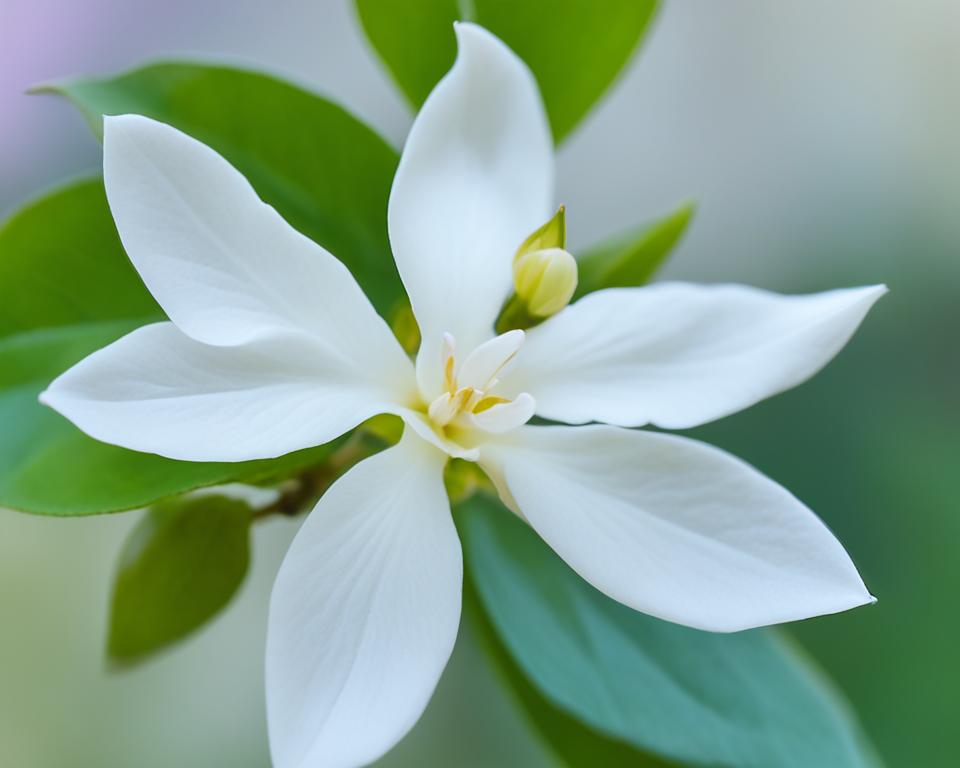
[
  {"left": 494, "top": 294, "right": 540, "bottom": 335},
  {"left": 515, "top": 205, "right": 567, "bottom": 262}
]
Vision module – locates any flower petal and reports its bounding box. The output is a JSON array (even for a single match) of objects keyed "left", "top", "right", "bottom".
[
  {"left": 457, "top": 329, "right": 524, "bottom": 390},
  {"left": 388, "top": 23, "right": 553, "bottom": 399},
  {"left": 469, "top": 392, "right": 536, "bottom": 434},
  {"left": 103, "top": 114, "right": 408, "bottom": 381},
  {"left": 482, "top": 425, "right": 874, "bottom": 632},
  {"left": 266, "top": 431, "right": 461, "bottom": 768},
  {"left": 505, "top": 283, "right": 886, "bottom": 429},
  {"left": 41, "top": 322, "right": 409, "bottom": 462}
]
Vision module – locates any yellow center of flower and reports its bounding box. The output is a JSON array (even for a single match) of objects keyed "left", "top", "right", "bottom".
[{"left": 426, "top": 331, "right": 533, "bottom": 436}]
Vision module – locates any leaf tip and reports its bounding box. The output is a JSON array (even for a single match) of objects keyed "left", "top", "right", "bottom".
[{"left": 25, "top": 81, "right": 58, "bottom": 97}]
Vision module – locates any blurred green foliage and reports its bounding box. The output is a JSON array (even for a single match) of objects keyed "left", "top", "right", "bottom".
[
  {"left": 0, "top": 179, "right": 158, "bottom": 333},
  {"left": 355, "top": 0, "right": 461, "bottom": 109},
  {"left": 109, "top": 494, "right": 252, "bottom": 662},
  {"left": 683, "top": 256, "right": 959, "bottom": 768},
  {"left": 355, "top": 0, "right": 659, "bottom": 142},
  {"left": 575, "top": 202, "right": 694, "bottom": 297}
]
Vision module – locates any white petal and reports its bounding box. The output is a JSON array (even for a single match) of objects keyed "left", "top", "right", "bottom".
[
  {"left": 388, "top": 23, "right": 553, "bottom": 399},
  {"left": 266, "top": 431, "right": 461, "bottom": 768},
  {"left": 505, "top": 283, "right": 886, "bottom": 429},
  {"left": 103, "top": 114, "right": 410, "bottom": 389},
  {"left": 457, "top": 329, "right": 524, "bottom": 390},
  {"left": 394, "top": 408, "right": 480, "bottom": 461},
  {"left": 40, "top": 322, "right": 407, "bottom": 462},
  {"left": 469, "top": 393, "right": 536, "bottom": 434},
  {"left": 483, "top": 425, "right": 874, "bottom": 632},
  {"left": 476, "top": 448, "right": 521, "bottom": 518}
]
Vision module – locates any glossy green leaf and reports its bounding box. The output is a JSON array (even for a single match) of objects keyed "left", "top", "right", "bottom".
[
  {"left": 464, "top": 584, "right": 671, "bottom": 767},
  {"left": 355, "top": 0, "right": 461, "bottom": 109},
  {"left": 108, "top": 494, "right": 252, "bottom": 663},
  {"left": 575, "top": 202, "right": 694, "bottom": 298},
  {"left": 457, "top": 494, "right": 878, "bottom": 768},
  {"left": 0, "top": 117, "right": 355, "bottom": 516},
  {"left": 0, "top": 322, "right": 339, "bottom": 516},
  {"left": 0, "top": 177, "right": 160, "bottom": 336},
  {"left": 0, "top": 320, "right": 141, "bottom": 387},
  {"left": 37, "top": 62, "right": 405, "bottom": 316},
  {"left": 355, "top": 0, "right": 659, "bottom": 143}
]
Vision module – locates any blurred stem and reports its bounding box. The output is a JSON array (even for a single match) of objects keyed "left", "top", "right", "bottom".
[
  {"left": 250, "top": 431, "right": 377, "bottom": 521},
  {"left": 250, "top": 425, "right": 497, "bottom": 523}
]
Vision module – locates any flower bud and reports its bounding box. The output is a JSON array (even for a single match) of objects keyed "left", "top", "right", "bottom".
[
  {"left": 513, "top": 246, "right": 578, "bottom": 318},
  {"left": 516, "top": 205, "right": 566, "bottom": 258}
]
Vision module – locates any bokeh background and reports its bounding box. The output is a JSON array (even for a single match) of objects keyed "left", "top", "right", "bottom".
[{"left": 1, "top": 1, "right": 957, "bottom": 766}]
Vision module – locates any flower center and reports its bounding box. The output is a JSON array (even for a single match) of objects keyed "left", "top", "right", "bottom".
[{"left": 426, "top": 330, "right": 535, "bottom": 436}]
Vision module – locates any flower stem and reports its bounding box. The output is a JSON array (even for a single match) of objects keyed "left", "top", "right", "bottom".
[{"left": 250, "top": 432, "right": 380, "bottom": 521}]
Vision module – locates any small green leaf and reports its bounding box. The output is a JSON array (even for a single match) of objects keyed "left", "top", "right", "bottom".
[
  {"left": 458, "top": 494, "right": 878, "bottom": 768},
  {"left": 108, "top": 494, "right": 252, "bottom": 663},
  {"left": 0, "top": 322, "right": 340, "bottom": 516},
  {"left": 37, "top": 62, "right": 404, "bottom": 316},
  {"left": 575, "top": 202, "right": 694, "bottom": 298},
  {"left": 355, "top": 0, "right": 659, "bottom": 143},
  {"left": 0, "top": 177, "right": 160, "bottom": 336}
]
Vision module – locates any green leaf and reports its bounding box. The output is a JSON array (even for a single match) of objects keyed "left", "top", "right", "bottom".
[
  {"left": 37, "top": 62, "right": 404, "bottom": 316},
  {"left": 575, "top": 202, "right": 694, "bottom": 298},
  {"left": 457, "top": 494, "right": 878, "bottom": 768},
  {"left": 356, "top": 0, "right": 461, "bottom": 109},
  {"left": 355, "top": 0, "right": 659, "bottom": 143},
  {"left": 464, "top": 584, "right": 672, "bottom": 767},
  {"left": 0, "top": 177, "right": 160, "bottom": 336},
  {"left": 0, "top": 322, "right": 340, "bottom": 516},
  {"left": 108, "top": 494, "right": 252, "bottom": 663},
  {"left": 0, "top": 107, "right": 357, "bottom": 516}
]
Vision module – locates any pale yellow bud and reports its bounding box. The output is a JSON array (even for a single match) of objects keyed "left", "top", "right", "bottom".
[
  {"left": 515, "top": 205, "right": 566, "bottom": 261},
  {"left": 513, "top": 247, "right": 578, "bottom": 318}
]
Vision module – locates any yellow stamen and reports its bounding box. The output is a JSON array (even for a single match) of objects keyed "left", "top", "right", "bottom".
[{"left": 473, "top": 395, "right": 510, "bottom": 413}]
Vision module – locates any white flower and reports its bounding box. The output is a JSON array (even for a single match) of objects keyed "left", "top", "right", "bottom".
[{"left": 41, "top": 23, "right": 885, "bottom": 768}]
